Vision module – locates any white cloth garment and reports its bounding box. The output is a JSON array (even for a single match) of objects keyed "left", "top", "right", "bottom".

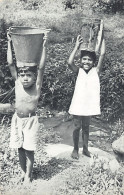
[
  {"left": 10, "top": 113, "right": 40, "bottom": 151},
  {"left": 69, "top": 67, "right": 101, "bottom": 116}
]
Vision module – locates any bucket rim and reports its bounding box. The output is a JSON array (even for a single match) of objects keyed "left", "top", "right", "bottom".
[
  {"left": 81, "top": 18, "right": 103, "bottom": 24},
  {"left": 9, "top": 26, "right": 51, "bottom": 35},
  {"left": 80, "top": 17, "right": 103, "bottom": 21}
]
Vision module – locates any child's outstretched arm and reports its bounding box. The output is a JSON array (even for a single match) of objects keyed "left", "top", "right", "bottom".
[
  {"left": 36, "top": 33, "right": 48, "bottom": 89},
  {"left": 7, "top": 32, "right": 17, "bottom": 80},
  {"left": 68, "top": 35, "right": 83, "bottom": 73},
  {"left": 96, "top": 39, "right": 106, "bottom": 74}
]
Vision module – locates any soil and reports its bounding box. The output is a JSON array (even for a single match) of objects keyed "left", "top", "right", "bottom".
[
  {"left": 41, "top": 110, "right": 115, "bottom": 154},
  {"left": 0, "top": 109, "right": 123, "bottom": 195}
]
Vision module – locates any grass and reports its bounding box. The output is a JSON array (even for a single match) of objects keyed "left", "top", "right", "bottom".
[
  {"left": 0, "top": 0, "right": 124, "bottom": 122},
  {"left": 0, "top": 2, "right": 124, "bottom": 195},
  {"left": 0, "top": 110, "right": 124, "bottom": 194},
  {"left": 0, "top": 0, "right": 123, "bottom": 47}
]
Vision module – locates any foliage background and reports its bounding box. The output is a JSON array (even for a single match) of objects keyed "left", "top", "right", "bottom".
[{"left": 0, "top": 0, "right": 124, "bottom": 123}]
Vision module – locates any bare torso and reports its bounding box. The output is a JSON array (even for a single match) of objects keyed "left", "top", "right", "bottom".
[{"left": 15, "top": 79, "right": 40, "bottom": 117}]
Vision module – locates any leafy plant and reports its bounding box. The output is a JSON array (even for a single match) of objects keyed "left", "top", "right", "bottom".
[
  {"left": 40, "top": 43, "right": 76, "bottom": 111},
  {"left": 0, "top": 19, "right": 15, "bottom": 101},
  {"left": 0, "top": 1, "right": 124, "bottom": 123},
  {"left": 93, "top": 0, "right": 124, "bottom": 13},
  {"left": 55, "top": 156, "right": 124, "bottom": 195}
]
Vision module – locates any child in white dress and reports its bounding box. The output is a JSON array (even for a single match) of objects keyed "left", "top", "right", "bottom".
[
  {"left": 68, "top": 35, "right": 105, "bottom": 159},
  {"left": 7, "top": 32, "right": 48, "bottom": 183}
]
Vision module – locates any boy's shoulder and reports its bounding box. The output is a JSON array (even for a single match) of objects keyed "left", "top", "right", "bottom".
[{"left": 15, "top": 78, "right": 20, "bottom": 85}]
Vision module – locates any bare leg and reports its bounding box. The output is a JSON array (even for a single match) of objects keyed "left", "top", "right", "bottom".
[
  {"left": 82, "top": 116, "right": 91, "bottom": 157},
  {"left": 71, "top": 116, "right": 81, "bottom": 159},
  {"left": 24, "top": 150, "right": 34, "bottom": 183},
  {"left": 18, "top": 148, "right": 26, "bottom": 182}
]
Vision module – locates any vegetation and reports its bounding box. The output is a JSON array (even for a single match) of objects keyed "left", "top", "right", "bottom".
[
  {"left": 93, "top": 0, "right": 124, "bottom": 13},
  {"left": 0, "top": 119, "right": 124, "bottom": 194},
  {"left": 0, "top": 0, "right": 124, "bottom": 123},
  {"left": 54, "top": 158, "right": 124, "bottom": 195},
  {"left": 0, "top": 1, "right": 124, "bottom": 193}
]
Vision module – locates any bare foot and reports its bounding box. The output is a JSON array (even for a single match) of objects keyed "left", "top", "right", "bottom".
[
  {"left": 16, "top": 174, "right": 25, "bottom": 184},
  {"left": 23, "top": 175, "right": 32, "bottom": 185},
  {"left": 71, "top": 149, "right": 79, "bottom": 159},
  {"left": 83, "top": 149, "right": 91, "bottom": 158}
]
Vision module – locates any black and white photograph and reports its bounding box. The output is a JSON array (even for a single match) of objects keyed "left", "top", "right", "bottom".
[{"left": 0, "top": 0, "right": 124, "bottom": 194}]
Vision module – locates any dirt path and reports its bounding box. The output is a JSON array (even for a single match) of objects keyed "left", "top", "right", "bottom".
[
  {"left": 1, "top": 111, "right": 123, "bottom": 195},
  {"left": 41, "top": 112, "right": 114, "bottom": 154}
]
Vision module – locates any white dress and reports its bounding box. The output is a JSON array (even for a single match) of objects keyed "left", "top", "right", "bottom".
[{"left": 69, "top": 67, "right": 101, "bottom": 116}]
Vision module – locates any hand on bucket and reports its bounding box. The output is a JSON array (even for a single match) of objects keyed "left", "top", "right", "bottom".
[
  {"left": 75, "top": 35, "right": 83, "bottom": 50},
  {"left": 7, "top": 30, "right": 12, "bottom": 42},
  {"left": 43, "top": 33, "right": 48, "bottom": 47}
]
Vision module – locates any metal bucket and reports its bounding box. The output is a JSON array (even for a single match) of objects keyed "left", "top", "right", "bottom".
[
  {"left": 80, "top": 18, "right": 104, "bottom": 53},
  {"left": 9, "top": 26, "right": 48, "bottom": 67}
]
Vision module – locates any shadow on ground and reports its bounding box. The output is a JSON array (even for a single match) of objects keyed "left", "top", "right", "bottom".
[{"left": 33, "top": 157, "right": 72, "bottom": 180}]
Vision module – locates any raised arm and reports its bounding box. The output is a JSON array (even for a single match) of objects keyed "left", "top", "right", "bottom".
[
  {"left": 36, "top": 33, "right": 48, "bottom": 89},
  {"left": 68, "top": 35, "right": 83, "bottom": 74},
  {"left": 96, "top": 39, "right": 106, "bottom": 75},
  {"left": 7, "top": 32, "right": 17, "bottom": 80}
]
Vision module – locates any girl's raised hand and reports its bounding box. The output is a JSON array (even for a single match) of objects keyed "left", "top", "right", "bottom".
[
  {"left": 100, "top": 39, "right": 105, "bottom": 56},
  {"left": 75, "top": 35, "right": 83, "bottom": 50}
]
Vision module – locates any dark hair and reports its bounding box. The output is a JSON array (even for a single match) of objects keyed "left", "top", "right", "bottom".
[
  {"left": 17, "top": 66, "right": 38, "bottom": 76},
  {"left": 80, "top": 50, "right": 96, "bottom": 63}
]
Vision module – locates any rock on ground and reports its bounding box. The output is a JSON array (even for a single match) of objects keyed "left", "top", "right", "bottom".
[
  {"left": 45, "top": 143, "right": 120, "bottom": 172},
  {"left": 112, "top": 134, "right": 124, "bottom": 154}
]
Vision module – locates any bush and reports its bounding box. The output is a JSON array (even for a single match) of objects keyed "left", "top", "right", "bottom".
[
  {"left": 0, "top": 1, "right": 124, "bottom": 123},
  {"left": 100, "top": 32, "right": 124, "bottom": 122},
  {"left": 93, "top": 0, "right": 124, "bottom": 13},
  {"left": 40, "top": 43, "right": 77, "bottom": 111},
  {"left": 0, "top": 18, "right": 124, "bottom": 122},
  {"left": 0, "top": 19, "right": 15, "bottom": 103},
  {"left": 100, "top": 61, "right": 124, "bottom": 122}
]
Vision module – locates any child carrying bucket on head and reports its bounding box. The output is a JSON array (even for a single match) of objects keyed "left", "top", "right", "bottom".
[
  {"left": 7, "top": 31, "right": 48, "bottom": 183},
  {"left": 68, "top": 35, "right": 105, "bottom": 159}
]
